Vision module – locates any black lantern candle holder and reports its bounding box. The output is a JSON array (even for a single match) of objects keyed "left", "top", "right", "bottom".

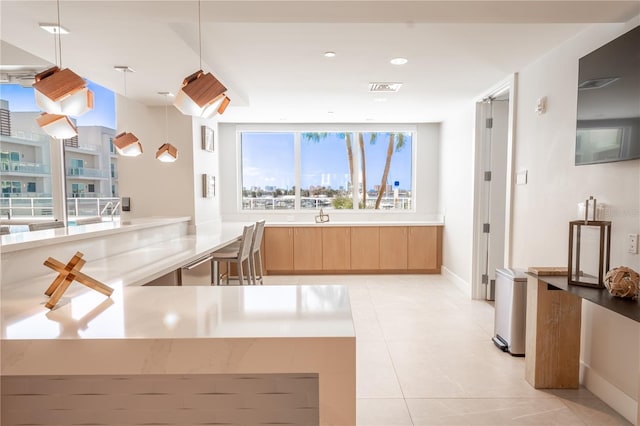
[{"left": 568, "top": 220, "right": 611, "bottom": 288}]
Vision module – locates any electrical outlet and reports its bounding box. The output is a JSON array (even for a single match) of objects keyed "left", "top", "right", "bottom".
[{"left": 629, "top": 233, "right": 638, "bottom": 254}]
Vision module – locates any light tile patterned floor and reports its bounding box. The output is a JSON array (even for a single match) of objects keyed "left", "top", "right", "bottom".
[{"left": 263, "top": 274, "right": 631, "bottom": 426}]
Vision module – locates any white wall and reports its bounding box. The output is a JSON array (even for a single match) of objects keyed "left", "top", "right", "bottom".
[
  {"left": 439, "top": 104, "right": 476, "bottom": 291},
  {"left": 191, "top": 118, "right": 221, "bottom": 232},
  {"left": 116, "top": 95, "right": 221, "bottom": 233},
  {"left": 218, "top": 122, "right": 441, "bottom": 223},
  {"left": 511, "top": 20, "right": 640, "bottom": 423},
  {"left": 116, "top": 95, "right": 194, "bottom": 221}
]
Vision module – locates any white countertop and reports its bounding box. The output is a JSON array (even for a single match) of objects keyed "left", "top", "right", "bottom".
[
  {"left": 2, "top": 227, "right": 246, "bottom": 289},
  {"left": 2, "top": 284, "right": 354, "bottom": 340},
  {"left": 0, "top": 216, "right": 191, "bottom": 253}
]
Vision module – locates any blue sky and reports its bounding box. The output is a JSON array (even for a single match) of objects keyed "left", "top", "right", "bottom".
[
  {"left": 0, "top": 80, "right": 116, "bottom": 128},
  {"left": 242, "top": 132, "right": 413, "bottom": 192}
]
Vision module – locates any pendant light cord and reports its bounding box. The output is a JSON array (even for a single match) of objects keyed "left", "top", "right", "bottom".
[
  {"left": 198, "top": 0, "right": 202, "bottom": 71},
  {"left": 123, "top": 72, "right": 127, "bottom": 96},
  {"left": 56, "top": 0, "right": 63, "bottom": 68},
  {"left": 53, "top": 33, "right": 59, "bottom": 68},
  {"left": 164, "top": 94, "right": 169, "bottom": 143}
]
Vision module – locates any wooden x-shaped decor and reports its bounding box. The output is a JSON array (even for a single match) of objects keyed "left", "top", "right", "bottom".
[{"left": 43, "top": 251, "right": 113, "bottom": 310}]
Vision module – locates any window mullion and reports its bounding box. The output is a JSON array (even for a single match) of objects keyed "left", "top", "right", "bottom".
[
  {"left": 352, "top": 132, "right": 360, "bottom": 210},
  {"left": 294, "top": 132, "right": 301, "bottom": 210}
]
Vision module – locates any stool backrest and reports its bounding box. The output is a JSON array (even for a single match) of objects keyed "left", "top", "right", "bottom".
[
  {"left": 239, "top": 224, "right": 255, "bottom": 260},
  {"left": 252, "top": 220, "right": 266, "bottom": 254}
]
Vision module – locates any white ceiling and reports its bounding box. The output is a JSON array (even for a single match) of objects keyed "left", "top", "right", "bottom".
[{"left": 1, "top": 1, "right": 639, "bottom": 123}]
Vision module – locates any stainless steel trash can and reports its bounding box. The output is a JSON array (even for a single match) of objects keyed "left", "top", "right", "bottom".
[{"left": 492, "top": 268, "right": 527, "bottom": 356}]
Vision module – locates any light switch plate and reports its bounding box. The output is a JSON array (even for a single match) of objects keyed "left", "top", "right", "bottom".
[
  {"left": 628, "top": 233, "right": 638, "bottom": 254},
  {"left": 516, "top": 170, "right": 528, "bottom": 185}
]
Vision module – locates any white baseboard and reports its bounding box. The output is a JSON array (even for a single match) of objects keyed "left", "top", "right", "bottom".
[
  {"left": 581, "top": 362, "right": 638, "bottom": 425},
  {"left": 442, "top": 266, "right": 471, "bottom": 298}
]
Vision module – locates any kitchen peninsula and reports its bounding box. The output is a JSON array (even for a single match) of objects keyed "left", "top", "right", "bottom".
[{"left": 0, "top": 218, "right": 355, "bottom": 425}]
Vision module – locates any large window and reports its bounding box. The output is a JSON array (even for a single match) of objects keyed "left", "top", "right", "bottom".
[
  {"left": 241, "top": 132, "right": 295, "bottom": 210},
  {"left": 240, "top": 130, "right": 413, "bottom": 211},
  {"left": 300, "top": 132, "right": 353, "bottom": 209},
  {"left": 359, "top": 132, "right": 413, "bottom": 210}
]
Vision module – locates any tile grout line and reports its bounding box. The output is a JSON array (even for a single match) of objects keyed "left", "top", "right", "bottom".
[{"left": 368, "top": 279, "right": 416, "bottom": 426}]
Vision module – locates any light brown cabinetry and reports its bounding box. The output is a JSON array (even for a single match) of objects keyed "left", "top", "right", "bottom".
[
  {"left": 263, "top": 225, "right": 442, "bottom": 275},
  {"left": 379, "top": 227, "right": 408, "bottom": 270},
  {"left": 350, "top": 227, "right": 379, "bottom": 270},
  {"left": 264, "top": 227, "right": 294, "bottom": 272},
  {"left": 293, "top": 227, "right": 323, "bottom": 271},
  {"left": 323, "top": 227, "right": 351, "bottom": 271},
  {"left": 408, "top": 226, "right": 442, "bottom": 271}
]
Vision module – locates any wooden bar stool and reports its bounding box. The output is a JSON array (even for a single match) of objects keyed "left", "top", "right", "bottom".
[
  {"left": 211, "top": 224, "right": 254, "bottom": 285},
  {"left": 224, "top": 220, "right": 265, "bottom": 285}
]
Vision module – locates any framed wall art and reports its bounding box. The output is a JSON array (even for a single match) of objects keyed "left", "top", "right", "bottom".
[
  {"left": 201, "top": 126, "right": 214, "bottom": 152},
  {"left": 202, "top": 174, "right": 216, "bottom": 198}
]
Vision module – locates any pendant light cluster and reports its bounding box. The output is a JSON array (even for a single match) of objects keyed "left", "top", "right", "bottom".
[
  {"left": 33, "top": 0, "right": 93, "bottom": 139},
  {"left": 33, "top": 0, "right": 229, "bottom": 162},
  {"left": 174, "top": 0, "right": 230, "bottom": 119}
]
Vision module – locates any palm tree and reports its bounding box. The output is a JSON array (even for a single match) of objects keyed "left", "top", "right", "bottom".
[
  {"left": 374, "top": 132, "right": 406, "bottom": 209},
  {"left": 358, "top": 132, "right": 379, "bottom": 208}
]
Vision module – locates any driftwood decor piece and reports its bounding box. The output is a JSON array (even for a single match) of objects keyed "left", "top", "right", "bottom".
[{"left": 43, "top": 251, "right": 113, "bottom": 310}]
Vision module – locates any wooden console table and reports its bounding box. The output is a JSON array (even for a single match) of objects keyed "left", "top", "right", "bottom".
[{"left": 525, "top": 273, "right": 640, "bottom": 423}]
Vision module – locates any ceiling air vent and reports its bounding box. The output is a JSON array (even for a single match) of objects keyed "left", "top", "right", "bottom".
[
  {"left": 578, "top": 77, "right": 619, "bottom": 90},
  {"left": 369, "top": 82, "right": 402, "bottom": 92}
]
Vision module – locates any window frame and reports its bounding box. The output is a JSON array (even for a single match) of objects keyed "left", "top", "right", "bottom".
[{"left": 236, "top": 124, "right": 418, "bottom": 214}]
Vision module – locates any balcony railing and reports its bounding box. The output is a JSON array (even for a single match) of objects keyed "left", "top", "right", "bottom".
[
  {"left": 1, "top": 161, "right": 51, "bottom": 175},
  {"left": 241, "top": 196, "right": 413, "bottom": 210},
  {"left": 0, "top": 196, "right": 120, "bottom": 219},
  {"left": 66, "top": 167, "right": 109, "bottom": 178},
  {"left": 9, "top": 131, "right": 50, "bottom": 143}
]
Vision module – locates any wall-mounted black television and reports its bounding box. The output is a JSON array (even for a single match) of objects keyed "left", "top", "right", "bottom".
[{"left": 575, "top": 25, "right": 640, "bottom": 166}]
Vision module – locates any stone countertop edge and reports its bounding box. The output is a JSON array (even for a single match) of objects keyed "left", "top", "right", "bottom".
[{"left": 0, "top": 216, "right": 192, "bottom": 253}]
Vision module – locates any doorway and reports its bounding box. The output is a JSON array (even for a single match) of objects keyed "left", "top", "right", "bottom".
[{"left": 471, "top": 76, "right": 517, "bottom": 300}]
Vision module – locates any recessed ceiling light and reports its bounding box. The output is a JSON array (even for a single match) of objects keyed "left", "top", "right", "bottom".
[
  {"left": 324, "top": 51, "right": 336, "bottom": 58},
  {"left": 327, "top": 111, "right": 335, "bottom": 114},
  {"left": 39, "top": 23, "right": 69, "bottom": 34},
  {"left": 390, "top": 57, "right": 408, "bottom": 65},
  {"left": 157, "top": 91, "right": 174, "bottom": 97}
]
